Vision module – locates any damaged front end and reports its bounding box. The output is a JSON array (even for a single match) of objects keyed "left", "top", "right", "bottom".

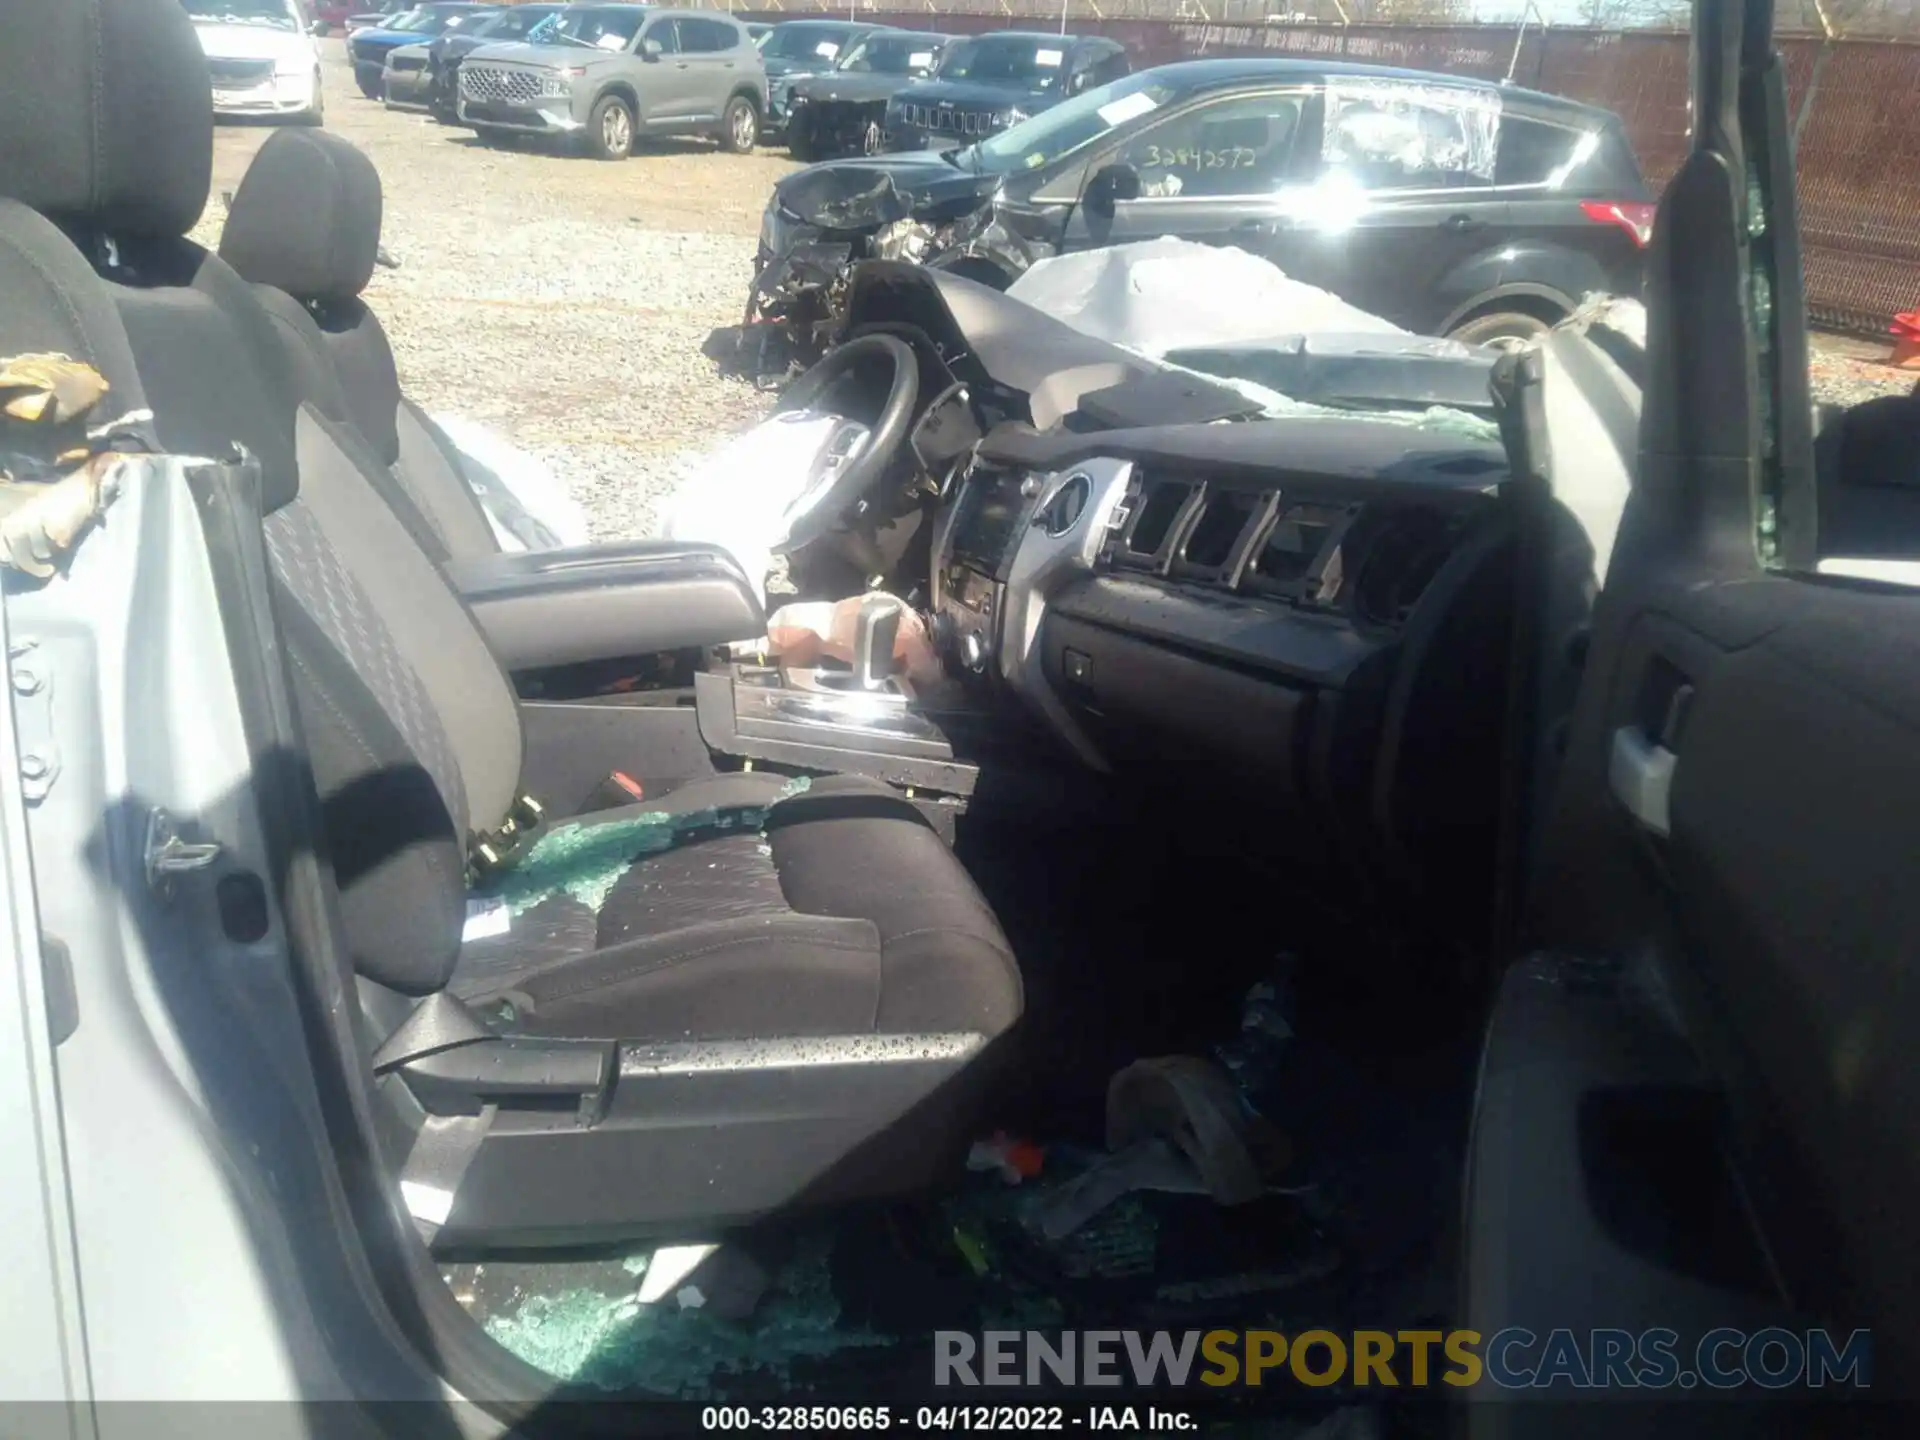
[{"left": 740, "top": 167, "right": 1044, "bottom": 386}]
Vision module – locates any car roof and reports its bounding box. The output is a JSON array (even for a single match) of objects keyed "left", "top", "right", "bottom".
[
  {"left": 953, "top": 30, "right": 1102, "bottom": 43},
  {"left": 1151, "top": 56, "right": 1619, "bottom": 121}
]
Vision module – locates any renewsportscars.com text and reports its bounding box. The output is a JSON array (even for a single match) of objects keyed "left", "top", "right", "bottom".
[{"left": 934, "top": 1328, "right": 1872, "bottom": 1391}]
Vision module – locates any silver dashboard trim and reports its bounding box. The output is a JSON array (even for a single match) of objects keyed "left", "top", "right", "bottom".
[{"left": 997, "top": 457, "right": 1134, "bottom": 772}]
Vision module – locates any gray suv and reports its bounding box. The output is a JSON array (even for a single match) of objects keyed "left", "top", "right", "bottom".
[{"left": 457, "top": 3, "right": 766, "bottom": 159}]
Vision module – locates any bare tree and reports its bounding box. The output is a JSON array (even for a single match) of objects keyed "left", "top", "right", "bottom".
[{"left": 1574, "top": 0, "right": 1691, "bottom": 25}]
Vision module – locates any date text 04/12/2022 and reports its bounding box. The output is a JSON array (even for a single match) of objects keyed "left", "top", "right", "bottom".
[{"left": 699, "top": 1406, "right": 1196, "bottom": 1431}]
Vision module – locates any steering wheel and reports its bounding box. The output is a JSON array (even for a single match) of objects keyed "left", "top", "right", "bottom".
[{"left": 771, "top": 332, "right": 919, "bottom": 553}]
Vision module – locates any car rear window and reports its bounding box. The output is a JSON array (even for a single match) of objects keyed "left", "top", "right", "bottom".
[{"left": 1495, "top": 115, "right": 1587, "bottom": 185}]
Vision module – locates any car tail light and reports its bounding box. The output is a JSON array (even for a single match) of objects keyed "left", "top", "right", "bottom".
[{"left": 1580, "top": 200, "right": 1656, "bottom": 247}]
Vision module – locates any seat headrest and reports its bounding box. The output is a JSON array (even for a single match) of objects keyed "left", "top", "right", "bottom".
[
  {"left": 0, "top": 0, "right": 213, "bottom": 239},
  {"left": 219, "top": 131, "right": 383, "bottom": 305}
]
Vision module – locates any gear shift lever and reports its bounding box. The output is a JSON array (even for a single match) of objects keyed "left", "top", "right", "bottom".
[{"left": 851, "top": 594, "right": 902, "bottom": 691}]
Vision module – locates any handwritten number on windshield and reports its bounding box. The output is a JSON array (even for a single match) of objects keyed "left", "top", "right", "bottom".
[{"left": 1139, "top": 145, "right": 1259, "bottom": 172}]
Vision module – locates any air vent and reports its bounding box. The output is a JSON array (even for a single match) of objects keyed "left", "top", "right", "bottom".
[
  {"left": 1180, "top": 487, "right": 1264, "bottom": 571},
  {"left": 1244, "top": 503, "right": 1348, "bottom": 600},
  {"left": 1353, "top": 510, "right": 1460, "bottom": 627},
  {"left": 1110, "top": 474, "right": 1201, "bottom": 570},
  {"left": 1127, "top": 479, "right": 1193, "bottom": 556}
]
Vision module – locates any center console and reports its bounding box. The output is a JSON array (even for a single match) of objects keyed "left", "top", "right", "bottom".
[
  {"left": 930, "top": 458, "right": 1042, "bottom": 679},
  {"left": 692, "top": 450, "right": 1104, "bottom": 801}
]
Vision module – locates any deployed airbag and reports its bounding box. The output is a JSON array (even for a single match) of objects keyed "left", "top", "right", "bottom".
[{"left": 1004, "top": 238, "right": 1409, "bottom": 357}]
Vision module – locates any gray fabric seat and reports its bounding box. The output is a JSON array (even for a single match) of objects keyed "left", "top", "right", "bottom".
[
  {"left": 0, "top": 0, "right": 1023, "bottom": 1241},
  {"left": 217, "top": 126, "right": 503, "bottom": 562}
]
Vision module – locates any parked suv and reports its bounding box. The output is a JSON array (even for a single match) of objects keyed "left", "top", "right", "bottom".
[
  {"left": 458, "top": 4, "right": 766, "bottom": 159},
  {"left": 771, "top": 59, "right": 1652, "bottom": 342},
  {"left": 786, "top": 29, "right": 952, "bottom": 160},
  {"left": 347, "top": 2, "right": 494, "bottom": 98},
  {"left": 422, "top": 0, "right": 565, "bottom": 122},
  {"left": 883, "top": 30, "right": 1129, "bottom": 151},
  {"left": 755, "top": 19, "right": 890, "bottom": 141}
]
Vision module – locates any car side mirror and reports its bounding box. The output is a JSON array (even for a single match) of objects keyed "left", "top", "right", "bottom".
[
  {"left": 1066, "top": 70, "right": 1090, "bottom": 96},
  {"left": 640, "top": 37, "right": 663, "bottom": 61},
  {"left": 1084, "top": 162, "right": 1141, "bottom": 220}
]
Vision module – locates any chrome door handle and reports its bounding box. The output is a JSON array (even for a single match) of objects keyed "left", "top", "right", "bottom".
[{"left": 1609, "top": 725, "right": 1676, "bottom": 837}]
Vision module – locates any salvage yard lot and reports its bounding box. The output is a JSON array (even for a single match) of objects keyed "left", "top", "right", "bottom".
[
  {"left": 197, "top": 44, "right": 1911, "bottom": 543},
  {"left": 199, "top": 41, "right": 799, "bottom": 540}
]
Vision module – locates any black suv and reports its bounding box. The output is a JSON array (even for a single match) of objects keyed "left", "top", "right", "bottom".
[
  {"left": 883, "top": 30, "right": 1130, "bottom": 152},
  {"left": 767, "top": 58, "right": 1653, "bottom": 343}
]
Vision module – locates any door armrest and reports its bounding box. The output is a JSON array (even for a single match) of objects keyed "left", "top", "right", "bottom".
[{"left": 447, "top": 541, "right": 765, "bottom": 673}]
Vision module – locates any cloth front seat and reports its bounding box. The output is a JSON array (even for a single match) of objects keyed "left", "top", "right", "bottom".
[
  {"left": 218, "top": 126, "right": 503, "bottom": 561},
  {"left": 0, "top": 0, "right": 1023, "bottom": 1242}
]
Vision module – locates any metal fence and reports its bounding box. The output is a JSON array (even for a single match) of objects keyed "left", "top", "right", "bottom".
[{"left": 729, "top": 8, "right": 1920, "bottom": 335}]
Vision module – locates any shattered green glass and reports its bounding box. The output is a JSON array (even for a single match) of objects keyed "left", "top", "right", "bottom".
[
  {"left": 481, "top": 1236, "right": 889, "bottom": 1397},
  {"left": 485, "top": 776, "right": 812, "bottom": 916}
]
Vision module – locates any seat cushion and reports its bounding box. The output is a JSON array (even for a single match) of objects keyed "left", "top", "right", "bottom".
[{"left": 450, "top": 772, "right": 1022, "bottom": 1044}]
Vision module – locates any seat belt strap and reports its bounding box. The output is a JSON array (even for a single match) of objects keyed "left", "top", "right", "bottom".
[{"left": 399, "top": 1109, "right": 493, "bottom": 1247}]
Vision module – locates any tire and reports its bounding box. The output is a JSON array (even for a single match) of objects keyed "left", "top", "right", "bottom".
[
  {"left": 719, "top": 94, "right": 758, "bottom": 155},
  {"left": 586, "top": 92, "right": 635, "bottom": 161},
  {"left": 1447, "top": 308, "right": 1556, "bottom": 350},
  {"left": 787, "top": 114, "right": 816, "bottom": 162},
  {"left": 355, "top": 67, "right": 382, "bottom": 100}
]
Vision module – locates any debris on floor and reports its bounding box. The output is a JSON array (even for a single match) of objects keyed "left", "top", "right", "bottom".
[
  {"left": 966, "top": 1131, "right": 1047, "bottom": 1185},
  {"left": 459, "top": 1233, "right": 890, "bottom": 1397}
]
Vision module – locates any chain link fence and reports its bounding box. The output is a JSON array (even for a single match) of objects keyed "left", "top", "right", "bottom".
[{"left": 720, "top": 6, "right": 1920, "bottom": 334}]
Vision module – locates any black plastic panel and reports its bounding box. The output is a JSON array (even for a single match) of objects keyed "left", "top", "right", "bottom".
[{"left": 1040, "top": 611, "right": 1311, "bottom": 796}]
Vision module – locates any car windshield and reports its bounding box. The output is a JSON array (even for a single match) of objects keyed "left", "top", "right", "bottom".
[
  {"left": 529, "top": 5, "right": 646, "bottom": 49},
  {"left": 761, "top": 24, "right": 855, "bottom": 62},
  {"left": 836, "top": 33, "right": 943, "bottom": 77},
  {"left": 935, "top": 36, "right": 1073, "bottom": 93},
  {"left": 958, "top": 72, "right": 1180, "bottom": 176},
  {"left": 415, "top": 7, "right": 490, "bottom": 34},
  {"left": 472, "top": 4, "right": 555, "bottom": 39},
  {"left": 181, "top": 0, "right": 300, "bottom": 27}
]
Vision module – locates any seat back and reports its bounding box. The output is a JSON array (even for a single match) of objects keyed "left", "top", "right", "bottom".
[
  {"left": 219, "top": 128, "right": 502, "bottom": 560},
  {"left": 0, "top": 0, "right": 524, "bottom": 999}
]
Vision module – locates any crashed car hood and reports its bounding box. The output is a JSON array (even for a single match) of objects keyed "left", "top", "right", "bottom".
[
  {"left": 790, "top": 71, "right": 920, "bottom": 105},
  {"left": 774, "top": 152, "right": 995, "bottom": 231},
  {"left": 193, "top": 21, "right": 313, "bottom": 61},
  {"left": 891, "top": 78, "right": 1059, "bottom": 112}
]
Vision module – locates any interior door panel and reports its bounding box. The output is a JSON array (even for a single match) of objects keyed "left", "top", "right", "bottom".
[{"left": 1466, "top": 0, "right": 1912, "bottom": 1417}]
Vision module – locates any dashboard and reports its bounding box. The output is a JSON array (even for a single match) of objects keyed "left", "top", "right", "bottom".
[{"left": 927, "top": 414, "right": 1519, "bottom": 917}]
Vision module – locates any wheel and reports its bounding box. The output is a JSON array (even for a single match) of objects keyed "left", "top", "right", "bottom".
[
  {"left": 355, "top": 67, "right": 382, "bottom": 100},
  {"left": 586, "top": 93, "right": 634, "bottom": 161},
  {"left": 719, "top": 94, "right": 757, "bottom": 155},
  {"left": 1447, "top": 308, "right": 1556, "bottom": 350}
]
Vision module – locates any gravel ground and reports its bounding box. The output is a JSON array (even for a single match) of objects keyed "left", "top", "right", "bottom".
[
  {"left": 191, "top": 44, "right": 1915, "bottom": 541},
  {"left": 197, "top": 40, "right": 795, "bottom": 540}
]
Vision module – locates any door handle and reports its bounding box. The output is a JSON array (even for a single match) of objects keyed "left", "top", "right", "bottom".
[
  {"left": 1608, "top": 725, "right": 1676, "bottom": 837},
  {"left": 1442, "top": 213, "right": 1485, "bottom": 233}
]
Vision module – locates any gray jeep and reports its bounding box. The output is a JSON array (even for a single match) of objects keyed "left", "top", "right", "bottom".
[{"left": 457, "top": 3, "right": 766, "bottom": 159}]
